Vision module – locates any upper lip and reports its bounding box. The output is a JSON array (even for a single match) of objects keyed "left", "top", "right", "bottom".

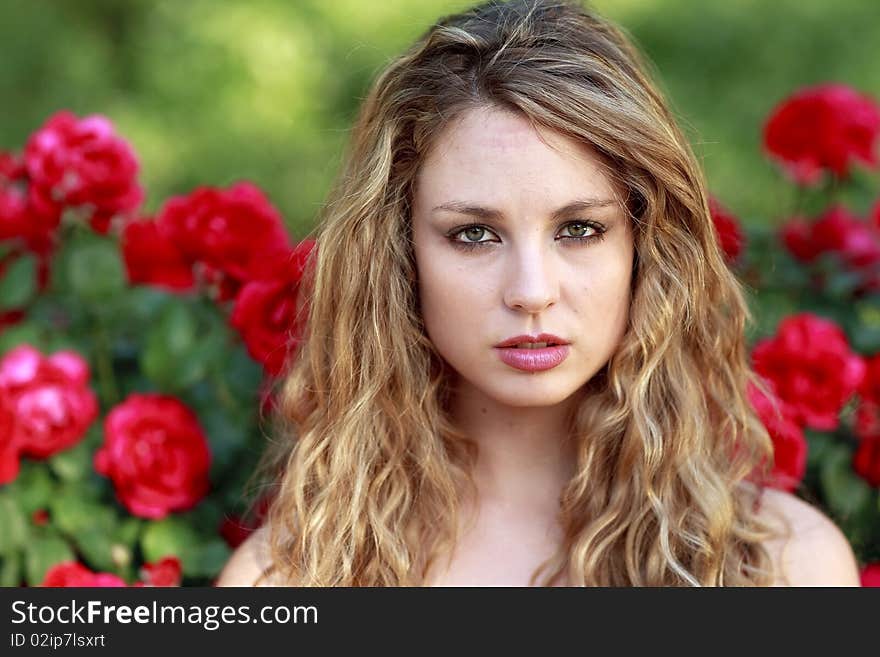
[{"left": 495, "top": 333, "right": 570, "bottom": 348}]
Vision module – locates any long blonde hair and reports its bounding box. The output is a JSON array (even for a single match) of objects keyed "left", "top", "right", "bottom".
[{"left": 250, "top": 0, "right": 783, "bottom": 586}]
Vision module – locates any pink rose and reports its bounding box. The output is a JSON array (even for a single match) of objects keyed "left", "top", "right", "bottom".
[
  {"left": 0, "top": 345, "right": 98, "bottom": 464},
  {"left": 94, "top": 394, "right": 211, "bottom": 519},
  {"left": 751, "top": 314, "right": 865, "bottom": 430},
  {"left": 24, "top": 111, "right": 143, "bottom": 234}
]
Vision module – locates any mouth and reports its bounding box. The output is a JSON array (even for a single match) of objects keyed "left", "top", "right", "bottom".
[
  {"left": 494, "top": 333, "right": 570, "bottom": 349},
  {"left": 494, "top": 342, "right": 571, "bottom": 372}
]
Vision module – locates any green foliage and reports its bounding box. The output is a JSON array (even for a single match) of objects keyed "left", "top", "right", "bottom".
[
  {"left": 25, "top": 529, "right": 76, "bottom": 586},
  {"left": 0, "top": 219, "right": 263, "bottom": 585},
  {"left": 3, "top": 0, "right": 877, "bottom": 230},
  {"left": 141, "top": 515, "right": 230, "bottom": 579},
  {"left": 0, "top": 254, "right": 37, "bottom": 310}
]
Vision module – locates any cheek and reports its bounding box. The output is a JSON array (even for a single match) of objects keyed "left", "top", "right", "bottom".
[
  {"left": 569, "top": 250, "right": 633, "bottom": 333},
  {"left": 415, "top": 250, "right": 493, "bottom": 350}
]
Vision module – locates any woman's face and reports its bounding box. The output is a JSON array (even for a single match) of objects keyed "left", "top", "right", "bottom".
[{"left": 411, "top": 105, "right": 635, "bottom": 408}]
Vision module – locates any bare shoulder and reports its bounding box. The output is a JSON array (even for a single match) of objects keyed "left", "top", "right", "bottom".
[
  {"left": 215, "top": 525, "right": 286, "bottom": 587},
  {"left": 756, "top": 487, "right": 861, "bottom": 586}
]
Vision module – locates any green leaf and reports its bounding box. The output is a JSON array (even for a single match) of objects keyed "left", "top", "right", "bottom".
[
  {"left": 65, "top": 236, "right": 125, "bottom": 302},
  {"left": 114, "top": 517, "right": 143, "bottom": 550},
  {"left": 819, "top": 444, "right": 873, "bottom": 519},
  {"left": 0, "top": 493, "right": 29, "bottom": 554},
  {"left": 141, "top": 514, "right": 229, "bottom": 578},
  {"left": 220, "top": 345, "right": 263, "bottom": 403},
  {"left": 141, "top": 516, "right": 199, "bottom": 571},
  {"left": 50, "top": 493, "right": 118, "bottom": 537},
  {"left": 141, "top": 298, "right": 214, "bottom": 389},
  {"left": 200, "top": 407, "right": 253, "bottom": 475},
  {"left": 7, "top": 461, "right": 54, "bottom": 515},
  {"left": 805, "top": 430, "right": 835, "bottom": 470},
  {"left": 823, "top": 268, "right": 862, "bottom": 300},
  {"left": 191, "top": 539, "right": 230, "bottom": 578},
  {"left": 0, "top": 322, "right": 45, "bottom": 356},
  {"left": 0, "top": 253, "right": 37, "bottom": 310},
  {"left": 24, "top": 530, "right": 76, "bottom": 585},
  {"left": 49, "top": 436, "right": 98, "bottom": 481},
  {"left": 75, "top": 532, "right": 129, "bottom": 573},
  {"left": 122, "top": 286, "right": 174, "bottom": 323},
  {"left": 0, "top": 550, "right": 22, "bottom": 586}
]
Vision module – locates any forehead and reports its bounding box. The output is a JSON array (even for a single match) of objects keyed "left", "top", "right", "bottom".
[{"left": 415, "top": 105, "right": 620, "bottom": 206}]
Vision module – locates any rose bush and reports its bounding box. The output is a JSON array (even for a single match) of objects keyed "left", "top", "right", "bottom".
[
  {"left": 1, "top": 83, "right": 879, "bottom": 585},
  {"left": 0, "top": 111, "right": 313, "bottom": 586}
]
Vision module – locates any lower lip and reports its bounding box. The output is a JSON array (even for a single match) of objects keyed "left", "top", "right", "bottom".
[{"left": 495, "top": 345, "right": 570, "bottom": 372}]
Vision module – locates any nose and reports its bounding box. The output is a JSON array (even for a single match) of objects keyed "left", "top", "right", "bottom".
[{"left": 502, "top": 243, "right": 560, "bottom": 314}]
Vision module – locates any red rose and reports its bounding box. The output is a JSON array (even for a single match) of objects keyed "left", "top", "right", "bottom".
[
  {"left": 854, "top": 400, "right": 880, "bottom": 441},
  {"left": 139, "top": 556, "right": 182, "bottom": 587},
  {"left": 230, "top": 239, "right": 315, "bottom": 375},
  {"left": 853, "top": 434, "right": 880, "bottom": 487},
  {"left": 94, "top": 394, "right": 211, "bottom": 519},
  {"left": 747, "top": 379, "right": 807, "bottom": 492},
  {"left": 855, "top": 356, "right": 880, "bottom": 441},
  {"left": 121, "top": 218, "right": 195, "bottom": 292},
  {"left": 219, "top": 494, "right": 272, "bottom": 548},
  {"left": 779, "top": 206, "right": 880, "bottom": 296},
  {"left": 763, "top": 83, "right": 880, "bottom": 185},
  {"left": 708, "top": 197, "right": 745, "bottom": 264},
  {"left": 780, "top": 216, "right": 822, "bottom": 263},
  {"left": 0, "top": 153, "right": 59, "bottom": 246},
  {"left": 814, "top": 206, "right": 880, "bottom": 269},
  {"left": 751, "top": 313, "right": 865, "bottom": 431},
  {"left": 781, "top": 206, "right": 880, "bottom": 266},
  {"left": 0, "top": 389, "right": 20, "bottom": 485},
  {"left": 24, "top": 111, "right": 143, "bottom": 234},
  {"left": 42, "top": 561, "right": 126, "bottom": 587},
  {"left": 219, "top": 516, "right": 255, "bottom": 549},
  {"left": 157, "top": 182, "right": 291, "bottom": 299},
  {"left": 861, "top": 563, "right": 880, "bottom": 587},
  {"left": 0, "top": 345, "right": 98, "bottom": 462},
  {"left": 0, "top": 151, "right": 25, "bottom": 181},
  {"left": 0, "top": 183, "right": 30, "bottom": 241}
]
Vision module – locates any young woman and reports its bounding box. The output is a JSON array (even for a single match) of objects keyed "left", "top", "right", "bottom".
[{"left": 217, "top": 0, "right": 861, "bottom": 586}]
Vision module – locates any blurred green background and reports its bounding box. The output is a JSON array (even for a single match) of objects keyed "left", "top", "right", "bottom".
[{"left": 2, "top": 0, "right": 879, "bottom": 237}]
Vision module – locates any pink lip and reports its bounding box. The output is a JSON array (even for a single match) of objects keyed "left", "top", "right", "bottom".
[
  {"left": 494, "top": 333, "right": 570, "bottom": 348},
  {"left": 495, "top": 344, "right": 570, "bottom": 372}
]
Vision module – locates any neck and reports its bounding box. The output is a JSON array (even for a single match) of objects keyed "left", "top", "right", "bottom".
[{"left": 448, "top": 379, "right": 580, "bottom": 516}]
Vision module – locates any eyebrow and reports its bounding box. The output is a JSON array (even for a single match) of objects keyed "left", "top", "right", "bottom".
[{"left": 430, "top": 198, "right": 619, "bottom": 222}]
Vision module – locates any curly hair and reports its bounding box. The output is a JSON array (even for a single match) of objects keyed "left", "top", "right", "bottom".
[{"left": 247, "top": 0, "right": 785, "bottom": 586}]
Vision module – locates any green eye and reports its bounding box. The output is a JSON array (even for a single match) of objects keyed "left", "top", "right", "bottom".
[
  {"left": 462, "top": 226, "right": 487, "bottom": 242},
  {"left": 565, "top": 223, "right": 590, "bottom": 238}
]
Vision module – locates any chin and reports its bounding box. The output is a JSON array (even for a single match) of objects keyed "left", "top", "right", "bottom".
[{"left": 476, "top": 378, "right": 581, "bottom": 408}]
